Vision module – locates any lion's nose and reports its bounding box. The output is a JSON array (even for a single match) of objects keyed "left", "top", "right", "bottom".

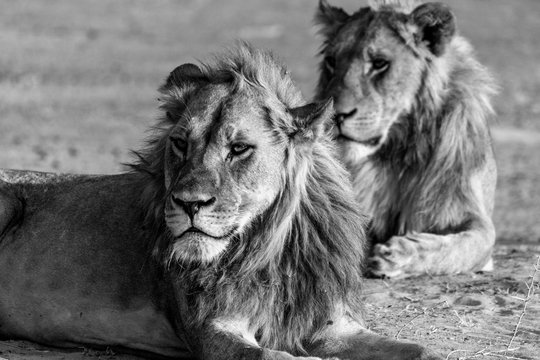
[
  {"left": 335, "top": 108, "right": 357, "bottom": 124},
  {"left": 172, "top": 195, "right": 216, "bottom": 221}
]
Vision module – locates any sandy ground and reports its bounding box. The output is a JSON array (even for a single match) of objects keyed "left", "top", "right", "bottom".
[
  {"left": 0, "top": 0, "right": 539, "bottom": 359},
  {"left": 364, "top": 246, "right": 540, "bottom": 360}
]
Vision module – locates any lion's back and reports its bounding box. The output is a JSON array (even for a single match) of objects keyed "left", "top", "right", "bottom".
[
  {"left": 0, "top": 170, "right": 149, "bottom": 278},
  {"left": 0, "top": 170, "right": 187, "bottom": 355}
]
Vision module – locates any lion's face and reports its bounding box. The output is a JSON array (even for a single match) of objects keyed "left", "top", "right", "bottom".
[
  {"left": 322, "top": 21, "right": 424, "bottom": 158},
  {"left": 316, "top": 1, "right": 456, "bottom": 161},
  {"left": 163, "top": 84, "right": 286, "bottom": 263}
]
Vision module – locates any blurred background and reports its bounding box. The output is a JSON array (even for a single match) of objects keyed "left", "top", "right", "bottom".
[{"left": 0, "top": 0, "right": 539, "bottom": 244}]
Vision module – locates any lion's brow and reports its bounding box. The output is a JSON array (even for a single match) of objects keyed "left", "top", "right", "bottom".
[
  {"left": 334, "top": 8, "right": 374, "bottom": 53},
  {"left": 202, "top": 101, "right": 225, "bottom": 146},
  {"left": 213, "top": 101, "right": 225, "bottom": 124},
  {"left": 379, "top": 12, "right": 421, "bottom": 58},
  {"left": 343, "top": 9, "right": 420, "bottom": 59},
  {"left": 229, "top": 130, "right": 249, "bottom": 142}
]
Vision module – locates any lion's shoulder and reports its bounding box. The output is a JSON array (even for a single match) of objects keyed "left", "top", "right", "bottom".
[{"left": 0, "top": 169, "right": 94, "bottom": 185}]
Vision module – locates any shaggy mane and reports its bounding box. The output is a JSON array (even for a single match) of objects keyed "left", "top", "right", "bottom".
[
  {"left": 130, "top": 45, "right": 367, "bottom": 354},
  {"left": 368, "top": 0, "right": 418, "bottom": 13},
  {"left": 370, "top": 35, "right": 497, "bottom": 238}
]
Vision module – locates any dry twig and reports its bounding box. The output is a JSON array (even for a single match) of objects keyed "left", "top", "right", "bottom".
[
  {"left": 506, "top": 255, "right": 540, "bottom": 353},
  {"left": 446, "top": 255, "right": 540, "bottom": 360},
  {"left": 394, "top": 300, "right": 448, "bottom": 339},
  {"left": 446, "top": 347, "right": 526, "bottom": 360},
  {"left": 452, "top": 309, "right": 474, "bottom": 327}
]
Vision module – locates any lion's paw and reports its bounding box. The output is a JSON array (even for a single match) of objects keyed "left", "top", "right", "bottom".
[{"left": 368, "top": 236, "right": 419, "bottom": 278}]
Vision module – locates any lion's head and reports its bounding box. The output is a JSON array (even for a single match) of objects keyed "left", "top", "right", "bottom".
[
  {"left": 134, "top": 46, "right": 314, "bottom": 265},
  {"left": 131, "top": 46, "right": 366, "bottom": 353},
  {"left": 157, "top": 66, "right": 296, "bottom": 265},
  {"left": 315, "top": 0, "right": 465, "bottom": 161}
]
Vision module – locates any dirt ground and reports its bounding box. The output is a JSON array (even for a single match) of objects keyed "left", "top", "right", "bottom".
[
  {"left": 364, "top": 247, "right": 540, "bottom": 360},
  {"left": 0, "top": 0, "right": 539, "bottom": 359}
]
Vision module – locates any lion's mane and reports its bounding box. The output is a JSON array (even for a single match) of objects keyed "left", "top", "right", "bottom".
[
  {"left": 370, "top": 35, "right": 497, "bottom": 239},
  {"left": 130, "top": 45, "right": 367, "bottom": 354}
]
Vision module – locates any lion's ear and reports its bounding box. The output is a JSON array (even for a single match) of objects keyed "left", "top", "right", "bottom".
[
  {"left": 315, "top": 0, "right": 350, "bottom": 38},
  {"left": 289, "top": 98, "right": 334, "bottom": 142},
  {"left": 161, "top": 63, "right": 206, "bottom": 91},
  {"left": 159, "top": 64, "right": 207, "bottom": 123},
  {"left": 410, "top": 2, "right": 456, "bottom": 56}
]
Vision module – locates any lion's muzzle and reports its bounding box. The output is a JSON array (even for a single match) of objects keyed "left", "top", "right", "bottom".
[{"left": 171, "top": 194, "right": 216, "bottom": 222}]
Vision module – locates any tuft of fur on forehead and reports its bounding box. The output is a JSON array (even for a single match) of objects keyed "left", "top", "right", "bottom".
[
  {"left": 368, "top": 0, "right": 418, "bottom": 13},
  {"left": 130, "top": 44, "right": 367, "bottom": 354},
  {"left": 202, "top": 44, "right": 304, "bottom": 109},
  {"left": 158, "top": 43, "right": 304, "bottom": 120}
]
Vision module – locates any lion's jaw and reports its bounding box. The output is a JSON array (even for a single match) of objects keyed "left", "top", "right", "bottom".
[
  {"left": 336, "top": 137, "right": 380, "bottom": 167},
  {"left": 164, "top": 185, "right": 280, "bottom": 264},
  {"left": 333, "top": 83, "right": 411, "bottom": 164},
  {"left": 170, "top": 230, "right": 232, "bottom": 265},
  {"left": 165, "top": 205, "right": 240, "bottom": 264}
]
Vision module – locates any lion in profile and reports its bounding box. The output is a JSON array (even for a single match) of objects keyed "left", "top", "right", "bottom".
[
  {"left": 0, "top": 45, "right": 441, "bottom": 359},
  {"left": 315, "top": 0, "right": 498, "bottom": 278}
]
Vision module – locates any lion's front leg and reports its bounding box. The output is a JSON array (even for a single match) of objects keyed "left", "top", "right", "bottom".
[
  {"left": 199, "top": 317, "right": 331, "bottom": 360},
  {"left": 369, "top": 219, "right": 495, "bottom": 278},
  {"left": 327, "top": 330, "right": 441, "bottom": 360},
  {"left": 309, "top": 317, "right": 441, "bottom": 360}
]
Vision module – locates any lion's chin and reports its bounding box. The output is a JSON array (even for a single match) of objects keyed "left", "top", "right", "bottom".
[
  {"left": 170, "top": 232, "right": 231, "bottom": 264},
  {"left": 337, "top": 137, "right": 381, "bottom": 164}
]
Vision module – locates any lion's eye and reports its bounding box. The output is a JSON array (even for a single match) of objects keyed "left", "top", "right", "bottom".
[
  {"left": 230, "top": 143, "right": 252, "bottom": 157},
  {"left": 170, "top": 137, "right": 187, "bottom": 155},
  {"left": 371, "top": 58, "right": 389, "bottom": 72},
  {"left": 324, "top": 56, "right": 336, "bottom": 74}
]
